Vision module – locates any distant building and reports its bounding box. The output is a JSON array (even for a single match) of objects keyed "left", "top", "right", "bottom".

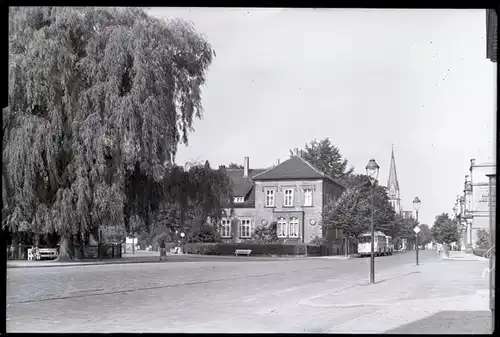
[
  {"left": 220, "top": 150, "right": 345, "bottom": 251},
  {"left": 463, "top": 159, "right": 496, "bottom": 249}
]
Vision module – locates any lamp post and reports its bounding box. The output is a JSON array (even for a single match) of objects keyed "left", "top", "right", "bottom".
[
  {"left": 413, "top": 197, "right": 421, "bottom": 265},
  {"left": 365, "top": 158, "right": 380, "bottom": 284}
]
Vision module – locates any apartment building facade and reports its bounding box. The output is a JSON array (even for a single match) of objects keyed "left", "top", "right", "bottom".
[{"left": 219, "top": 152, "right": 345, "bottom": 250}]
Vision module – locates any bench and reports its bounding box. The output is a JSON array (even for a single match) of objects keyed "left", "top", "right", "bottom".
[
  {"left": 27, "top": 248, "right": 34, "bottom": 261},
  {"left": 235, "top": 249, "right": 252, "bottom": 256},
  {"left": 36, "top": 248, "right": 58, "bottom": 260}
]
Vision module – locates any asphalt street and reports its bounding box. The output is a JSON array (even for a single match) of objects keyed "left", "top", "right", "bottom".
[{"left": 6, "top": 250, "right": 489, "bottom": 333}]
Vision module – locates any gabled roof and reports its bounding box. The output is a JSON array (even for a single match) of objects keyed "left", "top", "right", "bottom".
[
  {"left": 225, "top": 168, "right": 267, "bottom": 198},
  {"left": 252, "top": 156, "right": 345, "bottom": 188}
]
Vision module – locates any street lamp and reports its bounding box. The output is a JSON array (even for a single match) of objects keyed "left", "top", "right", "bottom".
[
  {"left": 413, "top": 197, "right": 421, "bottom": 265},
  {"left": 365, "top": 158, "right": 380, "bottom": 284}
]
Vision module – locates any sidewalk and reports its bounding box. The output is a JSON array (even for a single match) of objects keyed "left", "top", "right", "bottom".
[
  {"left": 440, "top": 250, "right": 489, "bottom": 262},
  {"left": 323, "top": 258, "right": 491, "bottom": 334}
]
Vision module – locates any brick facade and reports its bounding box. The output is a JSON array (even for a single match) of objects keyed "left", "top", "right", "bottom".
[{"left": 220, "top": 155, "right": 345, "bottom": 252}]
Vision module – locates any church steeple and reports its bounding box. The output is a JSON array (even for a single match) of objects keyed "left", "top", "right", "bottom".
[{"left": 387, "top": 145, "right": 401, "bottom": 214}]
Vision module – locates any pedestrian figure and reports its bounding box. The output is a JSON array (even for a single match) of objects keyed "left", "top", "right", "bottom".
[{"left": 159, "top": 240, "right": 166, "bottom": 261}]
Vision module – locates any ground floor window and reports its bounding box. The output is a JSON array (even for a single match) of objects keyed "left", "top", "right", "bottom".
[
  {"left": 239, "top": 218, "right": 252, "bottom": 238},
  {"left": 220, "top": 219, "right": 231, "bottom": 238},
  {"left": 289, "top": 217, "right": 299, "bottom": 237},
  {"left": 277, "top": 217, "right": 287, "bottom": 237}
]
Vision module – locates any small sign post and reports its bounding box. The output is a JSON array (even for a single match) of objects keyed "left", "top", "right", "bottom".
[{"left": 414, "top": 226, "right": 421, "bottom": 266}]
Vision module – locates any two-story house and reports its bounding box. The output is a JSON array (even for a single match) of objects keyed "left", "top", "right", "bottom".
[{"left": 220, "top": 151, "right": 345, "bottom": 250}]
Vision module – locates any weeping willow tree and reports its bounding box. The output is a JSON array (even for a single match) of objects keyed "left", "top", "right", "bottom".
[{"left": 4, "top": 7, "right": 215, "bottom": 259}]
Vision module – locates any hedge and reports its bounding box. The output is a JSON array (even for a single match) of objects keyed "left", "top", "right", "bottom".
[{"left": 183, "top": 243, "right": 335, "bottom": 256}]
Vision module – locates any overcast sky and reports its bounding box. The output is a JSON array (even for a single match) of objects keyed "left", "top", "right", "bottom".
[{"left": 149, "top": 8, "right": 496, "bottom": 227}]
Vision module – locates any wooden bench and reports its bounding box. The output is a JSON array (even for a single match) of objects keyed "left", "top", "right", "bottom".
[
  {"left": 36, "top": 248, "right": 58, "bottom": 260},
  {"left": 234, "top": 249, "right": 252, "bottom": 256}
]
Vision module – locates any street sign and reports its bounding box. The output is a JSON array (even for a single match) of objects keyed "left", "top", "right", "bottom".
[{"left": 413, "top": 226, "right": 421, "bottom": 234}]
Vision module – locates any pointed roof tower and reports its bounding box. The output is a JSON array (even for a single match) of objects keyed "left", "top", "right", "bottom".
[{"left": 387, "top": 145, "right": 400, "bottom": 197}]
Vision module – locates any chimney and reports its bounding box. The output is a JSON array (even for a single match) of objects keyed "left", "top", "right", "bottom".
[
  {"left": 294, "top": 148, "right": 299, "bottom": 156},
  {"left": 300, "top": 150, "right": 303, "bottom": 158},
  {"left": 470, "top": 158, "right": 476, "bottom": 167},
  {"left": 243, "top": 157, "right": 249, "bottom": 178},
  {"left": 277, "top": 158, "right": 280, "bottom": 165}
]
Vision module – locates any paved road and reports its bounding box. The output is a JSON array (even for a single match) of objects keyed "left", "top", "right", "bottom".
[{"left": 6, "top": 251, "right": 488, "bottom": 332}]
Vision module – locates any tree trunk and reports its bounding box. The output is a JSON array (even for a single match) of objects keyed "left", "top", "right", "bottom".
[{"left": 57, "top": 235, "right": 73, "bottom": 260}]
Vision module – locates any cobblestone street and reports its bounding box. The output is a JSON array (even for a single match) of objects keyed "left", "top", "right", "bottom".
[{"left": 7, "top": 251, "right": 491, "bottom": 333}]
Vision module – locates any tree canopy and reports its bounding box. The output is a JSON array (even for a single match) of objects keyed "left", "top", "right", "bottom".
[
  {"left": 4, "top": 7, "right": 215, "bottom": 257},
  {"left": 139, "top": 162, "right": 233, "bottom": 247},
  {"left": 322, "top": 177, "right": 397, "bottom": 239},
  {"left": 431, "top": 213, "right": 460, "bottom": 244},
  {"left": 294, "top": 138, "right": 354, "bottom": 180},
  {"left": 417, "top": 224, "right": 432, "bottom": 246},
  {"left": 228, "top": 162, "right": 244, "bottom": 169}
]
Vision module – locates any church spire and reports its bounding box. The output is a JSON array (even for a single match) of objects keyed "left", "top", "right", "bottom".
[
  {"left": 387, "top": 146, "right": 401, "bottom": 214},
  {"left": 387, "top": 146, "right": 399, "bottom": 191}
]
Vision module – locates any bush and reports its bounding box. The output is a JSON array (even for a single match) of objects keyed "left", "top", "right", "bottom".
[
  {"left": 184, "top": 243, "right": 219, "bottom": 255},
  {"left": 252, "top": 222, "right": 278, "bottom": 243},
  {"left": 184, "top": 242, "right": 307, "bottom": 256},
  {"left": 186, "top": 225, "right": 222, "bottom": 243},
  {"left": 308, "top": 235, "right": 325, "bottom": 246}
]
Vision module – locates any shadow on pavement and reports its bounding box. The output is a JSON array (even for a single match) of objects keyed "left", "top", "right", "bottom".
[{"left": 384, "top": 310, "right": 492, "bottom": 334}]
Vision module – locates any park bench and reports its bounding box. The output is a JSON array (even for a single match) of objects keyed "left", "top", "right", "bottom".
[
  {"left": 36, "top": 248, "right": 58, "bottom": 260},
  {"left": 234, "top": 249, "right": 252, "bottom": 256}
]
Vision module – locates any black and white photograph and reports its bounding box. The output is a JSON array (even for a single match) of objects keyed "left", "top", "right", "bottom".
[{"left": 4, "top": 6, "right": 497, "bottom": 333}]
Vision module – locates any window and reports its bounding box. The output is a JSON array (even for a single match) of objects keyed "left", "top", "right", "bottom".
[
  {"left": 265, "top": 189, "right": 275, "bottom": 207},
  {"left": 303, "top": 189, "right": 313, "bottom": 206},
  {"left": 239, "top": 218, "right": 252, "bottom": 238},
  {"left": 277, "top": 217, "right": 287, "bottom": 237},
  {"left": 284, "top": 189, "right": 294, "bottom": 207},
  {"left": 234, "top": 197, "right": 244, "bottom": 203},
  {"left": 289, "top": 217, "right": 299, "bottom": 237},
  {"left": 359, "top": 236, "right": 371, "bottom": 243},
  {"left": 220, "top": 219, "right": 231, "bottom": 238}
]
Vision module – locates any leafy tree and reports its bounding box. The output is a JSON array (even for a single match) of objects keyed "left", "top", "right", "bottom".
[
  {"left": 417, "top": 224, "right": 432, "bottom": 246},
  {"left": 322, "top": 176, "right": 397, "bottom": 253},
  {"left": 4, "top": 7, "right": 215, "bottom": 259},
  {"left": 151, "top": 162, "right": 233, "bottom": 244},
  {"left": 322, "top": 188, "right": 370, "bottom": 239},
  {"left": 228, "top": 163, "right": 244, "bottom": 169},
  {"left": 392, "top": 214, "right": 419, "bottom": 246},
  {"left": 431, "top": 213, "right": 460, "bottom": 245},
  {"left": 294, "top": 138, "right": 354, "bottom": 179}
]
